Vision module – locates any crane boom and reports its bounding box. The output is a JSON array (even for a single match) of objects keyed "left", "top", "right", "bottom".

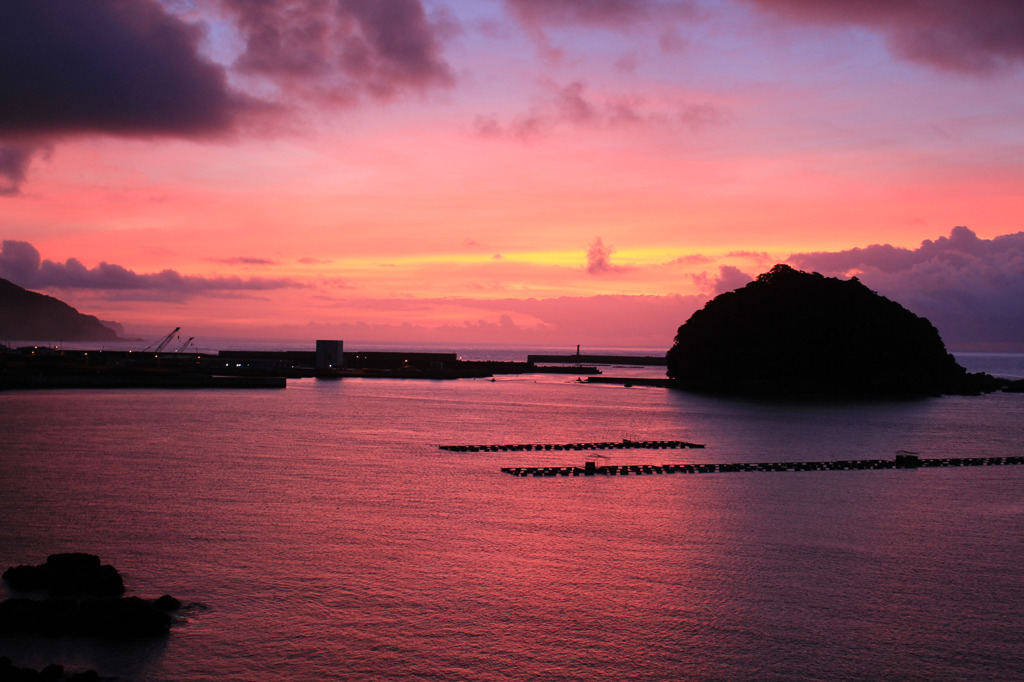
[{"left": 147, "top": 327, "right": 181, "bottom": 352}]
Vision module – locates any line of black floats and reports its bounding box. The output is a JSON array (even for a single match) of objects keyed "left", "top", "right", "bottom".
[
  {"left": 501, "top": 454, "right": 1024, "bottom": 477},
  {"left": 440, "top": 439, "right": 705, "bottom": 453}
]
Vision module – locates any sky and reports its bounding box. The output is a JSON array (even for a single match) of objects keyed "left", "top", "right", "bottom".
[{"left": 1, "top": 0, "right": 1023, "bottom": 350}]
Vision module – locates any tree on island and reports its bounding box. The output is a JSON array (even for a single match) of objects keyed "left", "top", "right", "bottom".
[{"left": 666, "top": 264, "right": 1001, "bottom": 396}]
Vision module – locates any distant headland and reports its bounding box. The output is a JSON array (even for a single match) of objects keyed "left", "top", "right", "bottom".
[
  {"left": 0, "top": 277, "right": 122, "bottom": 342},
  {"left": 666, "top": 264, "right": 1007, "bottom": 396}
]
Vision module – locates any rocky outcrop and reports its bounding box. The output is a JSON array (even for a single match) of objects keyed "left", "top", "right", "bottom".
[
  {"left": 3, "top": 553, "right": 124, "bottom": 597},
  {"left": 0, "top": 596, "right": 172, "bottom": 637},
  {"left": 666, "top": 264, "right": 1005, "bottom": 396},
  {"left": 0, "top": 657, "right": 99, "bottom": 682},
  {"left": 0, "top": 554, "right": 178, "bottom": 638}
]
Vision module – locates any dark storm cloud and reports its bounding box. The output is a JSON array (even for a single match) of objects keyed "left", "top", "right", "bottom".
[
  {"left": 0, "top": 240, "right": 301, "bottom": 296},
  {"left": 223, "top": 0, "right": 455, "bottom": 101},
  {"left": 0, "top": 0, "right": 252, "bottom": 194},
  {"left": 0, "top": 1, "right": 244, "bottom": 138},
  {"left": 743, "top": 0, "right": 1024, "bottom": 73},
  {"left": 788, "top": 227, "right": 1024, "bottom": 349},
  {"left": 0, "top": 0, "right": 454, "bottom": 194}
]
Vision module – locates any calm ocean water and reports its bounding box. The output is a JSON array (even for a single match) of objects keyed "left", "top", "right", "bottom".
[{"left": 1, "top": 352, "right": 1022, "bottom": 680}]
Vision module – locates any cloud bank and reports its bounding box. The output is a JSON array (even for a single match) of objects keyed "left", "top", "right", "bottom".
[
  {"left": 502, "top": 0, "right": 1024, "bottom": 74},
  {"left": 223, "top": 0, "right": 455, "bottom": 102},
  {"left": 0, "top": 240, "right": 301, "bottom": 298},
  {"left": 743, "top": 0, "right": 1024, "bottom": 73},
  {"left": 789, "top": 227, "right": 1024, "bottom": 350}
]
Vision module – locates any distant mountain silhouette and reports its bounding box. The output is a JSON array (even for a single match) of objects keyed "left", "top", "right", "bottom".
[
  {"left": 666, "top": 264, "right": 998, "bottom": 396},
  {"left": 0, "top": 277, "right": 120, "bottom": 342}
]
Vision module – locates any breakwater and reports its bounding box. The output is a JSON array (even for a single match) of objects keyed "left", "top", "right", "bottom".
[
  {"left": 528, "top": 354, "right": 667, "bottom": 366},
  {"left": 439, "top": 439, "right": 705, "bottom": 453},
  {"left": 501, "top": 454, "right": 1024, "bottom": 476},
  {"left": 584, "top": 377, "right": 670, "bottom": 387}
]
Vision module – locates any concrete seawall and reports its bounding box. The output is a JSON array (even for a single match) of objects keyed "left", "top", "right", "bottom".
[{"left": 527, "top": 354, "right": 666, "bottom": 366}]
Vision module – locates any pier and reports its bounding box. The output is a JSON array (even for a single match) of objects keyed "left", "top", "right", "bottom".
[
  {"left": 439, "top": 439, "right": 706, "bottom": 453},
  {"left": 501, "top": 454, "right": 1024, "bottom": 476}
]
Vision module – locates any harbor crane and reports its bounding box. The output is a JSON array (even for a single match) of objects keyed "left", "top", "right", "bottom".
[
  {"left": 144, "top": 327, "right": 181, "bottom": 352},
  {"left": 173, "top": 337, "right": 195, "bottom": 353}
]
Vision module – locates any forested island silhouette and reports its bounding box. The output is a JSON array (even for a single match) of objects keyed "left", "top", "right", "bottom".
[{"left": 667, "top": 264, "right": 1006, "bottom": 396}]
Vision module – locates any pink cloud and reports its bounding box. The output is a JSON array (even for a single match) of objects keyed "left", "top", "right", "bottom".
[
  {"left": 211, "top": 257, "right": 278, "bottom": 266},
  {"left": 587, "top": 237, "right": 631, "bottom": 274},
  {"left": 688, "top": 265, "right": 754, "bottom": 295},
  {"left": 476, "top": 80, "right": 726, "bottom": 138},
  {"left": 711, "top": 265, "right": 753, "bottom": 294}
]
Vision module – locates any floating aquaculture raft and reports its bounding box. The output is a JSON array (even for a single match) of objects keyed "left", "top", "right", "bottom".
[
  {"left": 501, "top": 455, "right": 1024, "bottom": 477},
  {"left": 439, "top": 439, "right": 705, "bottom": 453}
]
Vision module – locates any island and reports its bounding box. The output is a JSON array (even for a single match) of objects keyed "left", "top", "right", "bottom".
[{"left": 666, "top": 264, "right": 1005, "bottom": 396}]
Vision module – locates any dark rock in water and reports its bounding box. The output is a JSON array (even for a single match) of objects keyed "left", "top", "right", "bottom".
[
  {"left": 3, "top": 553, "right": 124, "bottom": 597},
  {"left": 0, "top": 596, "right": 171, "bottom": 637},
  {"left": 78, "top": 596, "right": 172, "bottom": 637},
  {"left": 0, "top": 657, "right": 97, "bottom": 682},
  {"left": 666, "top": 264, "right": 1005, "bottom": 396},
  {"left": 1, "top": 555, "right": 177, "bottom": 639},
  {"left": 1003, "top": 379, "right": 1024, "bottom": 393}
]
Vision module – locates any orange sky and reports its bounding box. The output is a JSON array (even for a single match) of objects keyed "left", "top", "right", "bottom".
[{"left": 2, "top": 1, "right": 1023, "bottom": 349}]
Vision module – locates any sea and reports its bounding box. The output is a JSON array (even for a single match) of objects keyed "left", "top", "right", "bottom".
[{"left": 1, "top": 348, "right": 1023, "bottom": 681}]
